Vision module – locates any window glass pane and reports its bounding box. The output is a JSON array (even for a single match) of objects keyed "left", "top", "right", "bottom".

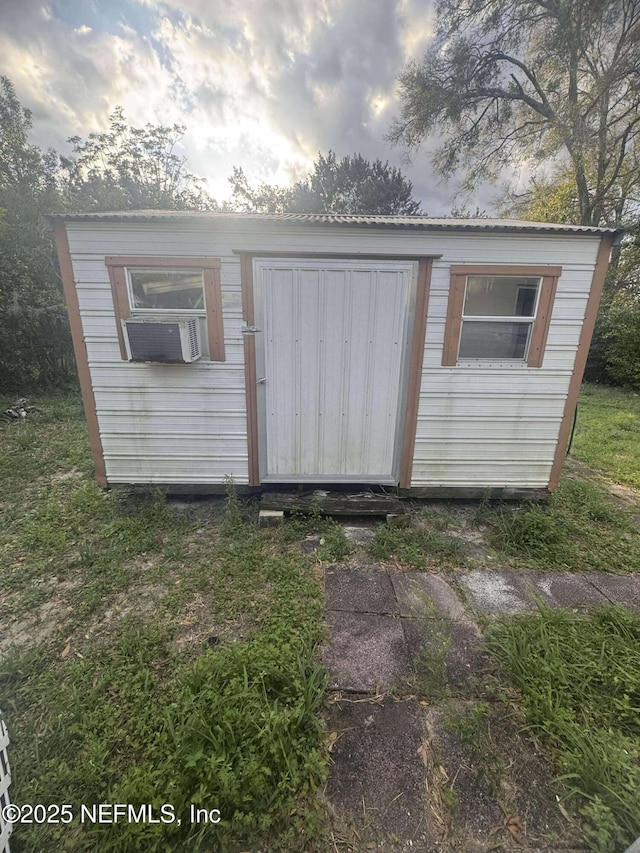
[
  {"left": 459, "top": 321, "right": 532, "bottom": 359},
  {"left": 129, "top": 270, "right": 204, "bottom": 310},
  {"left": 464, "top": 276, "right": 540, "bottom": 317}
]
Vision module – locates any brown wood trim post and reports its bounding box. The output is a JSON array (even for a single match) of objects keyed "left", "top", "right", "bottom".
[
  {"left": 549, "top": 235, "right": 614, "bottom": 490},
  {"left": 442, "top": 272, "right": 466, "bottom": 366},
  {"left": 204, "top": 266, "right": 225, "bottom": 362},
  {"left": 443, "top": 264, "right": 563, "bottom": 367},
  {"left": 239, "top": 253, "right": 260, "bottom": 486},
  {"left": 105, "top": 256, "right": 221, "bottom": 269},
  {"left": 107, "top": 264, "right": 130, "bottom": 359},
  {"left": 53, "top": 221, "right": 108, "bottom": 488},
  {"left": 527, "top": 272, "right": 560, "bottom": 368},
  {"left": 449, "top": 264, "right": 562, "bottom": 277},
  {"left": 399, "top": 258, "right": 433, "bottom": 488}
]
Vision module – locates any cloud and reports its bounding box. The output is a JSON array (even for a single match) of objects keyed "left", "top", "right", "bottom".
[{"left": 0, "top": 0, "right": 500, "bottom": 213}]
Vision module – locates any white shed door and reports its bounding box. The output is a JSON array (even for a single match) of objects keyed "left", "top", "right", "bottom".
[{"left": 254, "top": 259, "right": 415, "bottom": 483}]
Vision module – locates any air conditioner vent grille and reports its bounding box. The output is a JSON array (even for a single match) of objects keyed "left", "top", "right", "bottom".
[
  {"left": 188, "top": 319, "right": 199, "bottom": 360},
  {"left": 124, "top": 317, "right": 201, "bottom": 363}
]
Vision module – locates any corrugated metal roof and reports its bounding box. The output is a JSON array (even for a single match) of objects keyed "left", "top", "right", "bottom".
[{"left": 44, "top": 210, "right": 621, "bottom": 237}]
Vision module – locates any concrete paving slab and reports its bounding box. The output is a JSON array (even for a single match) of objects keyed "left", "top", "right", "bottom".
[
  {"left": 459, "top": 568, "right": 534, "bottom": 615},
  {"left": 323, "top": 610, "right": 410, "bottom": 692},
  {"left": 422, "top": 704, "right": 502, "bottom": 840},
  {"left": 391, "top": 572, "right": 467, "bottom": 620},
  {"left": 528, "top": 572, "right": 610, "bottom": 610},
  {"left": 326, "top": 697, "right": 436, "bottom": 850},
  {"left": 440, "top": 531, "right": 493, "bottom": 562},
  {"left": 444, "top": 621, "right": 491, "bottom": 695},
  {"left": 325, "top": 566, "right": 398, "bottom": 614},
  {"left": 588, "top": 573, "right": 640, "bottom": 610},
  {"left": 403, "top": 618, "right": 490, "bottom": 698},
  {"left": 342, "top": 525, "right": 376, "bottom": 545},
  {"left": 422, "top": 703, "right": 583, "bottom": 850}
]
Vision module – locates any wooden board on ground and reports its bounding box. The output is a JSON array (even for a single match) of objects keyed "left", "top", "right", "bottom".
[{"left": 260, "top": 490, "right": 407, "bottom": 517}]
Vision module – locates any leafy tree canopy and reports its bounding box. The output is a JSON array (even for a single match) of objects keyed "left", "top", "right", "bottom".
[
  {"left": 0, "top": 83, "right": 217, "bottom": 390},
  {"left": 229, "top": 151, "right": 422, "bottom": 215},
  {"left": 502, "top": 166, "right": 583, "bottom": 225},
  {"left": 390, "top": 0, "right": 640, "bottom": 226},
  {"left": 0, "top": 77, "right": 71, "bottom": 390},
  {"left": 60, "top": 107, "right": 215, "bottom": 212}
]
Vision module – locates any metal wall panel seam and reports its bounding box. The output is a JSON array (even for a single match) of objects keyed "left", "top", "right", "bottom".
[{"left": 362, "top": 273, "right": 377, "bottom": 474}]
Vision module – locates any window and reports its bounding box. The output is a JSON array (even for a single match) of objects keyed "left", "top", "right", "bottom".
[
  {"left": 458, "top": 275, "right": 540, "bottom": 360},
  {"left": 443, "top": 265, "right": 562, "bottom": 367},
  {"left": 105, "top": 256, "right": 225, "bottom": 362},
  {"left": 128, "top": 269, "right": 205, "bottom": 311}
]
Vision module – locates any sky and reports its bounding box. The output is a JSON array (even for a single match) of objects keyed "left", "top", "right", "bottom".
[{"left": 0, "top": 0, "right": 504, "bottom": 213}]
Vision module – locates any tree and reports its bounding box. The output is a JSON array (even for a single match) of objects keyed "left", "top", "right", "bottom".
[
  {"left": 502, "top": 163, "right": 640, "bottom": 388},
  {"left": 227, "top": 167, "right": 293, "bottom": 214},
  {"left": 61, "top": 107, "right": 215, "bottom": 212},
  {"left": 229, "top": 151, "right": 422, "bottom": 215},
  {"left": 0, "top": 81, "right": 220, "bottom": 392},
  {"left": 0, "top": 77, "right": 73, "bottom": 391},
  {"left": 502, "top": 167, "right": 583, "bottom": 224},
  {"left": 583, "top": 216, "right": 640, "bottom": 387},
  {"left": 448, "top": 204, "right": 488, "bottom": 218},
  {"left": 389, "top": 0, "right": 640, "bottom": 226}
]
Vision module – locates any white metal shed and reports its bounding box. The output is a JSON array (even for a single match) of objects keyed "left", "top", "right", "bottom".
[{"left": 47, "top": 212, "right": 620, "bottom": 498}]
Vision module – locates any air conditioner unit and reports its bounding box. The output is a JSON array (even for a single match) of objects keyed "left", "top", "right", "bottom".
[{"left": 123, "top": 317, "right": 202, "bottom": 363}]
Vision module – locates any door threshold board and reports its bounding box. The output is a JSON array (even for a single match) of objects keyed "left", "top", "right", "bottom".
[{"left": 260, "top": 490, "right": 406, "bottom": 517}]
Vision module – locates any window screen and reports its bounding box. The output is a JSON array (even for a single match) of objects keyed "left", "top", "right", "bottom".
[
  {"left": 459, "top": 275, "right": 541, "bottom": 360},
  {"left": 128, "top": 270, "right": 205, "bottom": 311}
]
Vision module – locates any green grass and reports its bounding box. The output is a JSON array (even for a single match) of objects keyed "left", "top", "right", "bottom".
[
  {"left": 368, "top": 524, "right": 463, "bottom": 569},
  {"left": 479, "top": 477, "right": 640, "bottom": 572},
  {"left": 279, "top": 508, "right": 352, "bottom": 562},
  {"left": 0, "top": 394, "right": 330, "bottom": 851},
  {"left": 573, "top": 384, "right": 640, "bottom": 488},
  {"left": 487, "top": 607, "right": 640, "bottom": 853},
  {"left": 408, "top": 621, "right": 452, "bottom": 700},
  {"left": 444, "top": 701, "right": 507, "bottom": 801}
]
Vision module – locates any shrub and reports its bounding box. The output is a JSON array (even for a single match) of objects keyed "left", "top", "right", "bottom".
[{"left": 586, "top": 290, "right": 640, "bottom": 390}]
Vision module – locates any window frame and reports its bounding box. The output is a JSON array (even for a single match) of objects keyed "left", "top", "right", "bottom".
[
  {"left": 105, "top": 256, "right": 225, "bottom": 362},
  {"left": 442, "top": 265, "right": 562, "bottom": 368}
]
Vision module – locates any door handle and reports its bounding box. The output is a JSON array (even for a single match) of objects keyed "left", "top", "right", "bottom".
[{"left": 257, "top": 377, "right": 267, "bottom": 385}]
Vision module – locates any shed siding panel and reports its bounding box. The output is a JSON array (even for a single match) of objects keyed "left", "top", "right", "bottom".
[
  {"left": 65, "top": 222, "right": 601, "bottom": 489},
  {"left": 412, "top": 254, "right": 597, "bottom": 488},
  {"left": 67, "top": 238, "right": 251, "bottom": 484},
  {"left": 66, "top": 222, "right": 601, "bottom": 266}
]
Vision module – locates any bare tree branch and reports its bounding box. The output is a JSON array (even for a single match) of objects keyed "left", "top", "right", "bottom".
[{"left": 390, "top": 0, "right": 640, "bottom": 225}]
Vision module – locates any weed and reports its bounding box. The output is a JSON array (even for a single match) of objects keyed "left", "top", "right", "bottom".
[
  {"left": 445, "top": 701, "right": 508, "bottom": 801},
  {"left": 220, "top": 475, "right": 250, "bottom": 537},
  {"left": 418, "top": 504, "right": 458, "bottom": 531},
  {"left": 447, "top": 701, "right": 491, "bottom": 747},
  {"left": 280, "top": 508, "right": 352, "bottom": 561},
  {"left": 487, "top": 606, "right": 640, "bottom": 852},
  {"left": 369, "top": 525, "right": 463, "bottom": 569},
  {"left": 492, "top": 502, "right": 575, "bottom": 564},
  {"left": 410, "top": 621, "right": 452, "bottom": 700},
  {"left": 440, "top": 786, "right": 460, "bottom": 814},
  {"left": 482, "top": 478, "right": 640, "bottom": 573},
  {"left": 316, "top": 524, "right": 351, "bottom": 561}
]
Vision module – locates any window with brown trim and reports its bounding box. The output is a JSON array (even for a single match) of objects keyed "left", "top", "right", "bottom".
[
  {"left": 442, "top": 265, "right": 561, "bottom": 367},
  {"left": 105, "top": 256, "right": 225, "bottom": 362}
]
